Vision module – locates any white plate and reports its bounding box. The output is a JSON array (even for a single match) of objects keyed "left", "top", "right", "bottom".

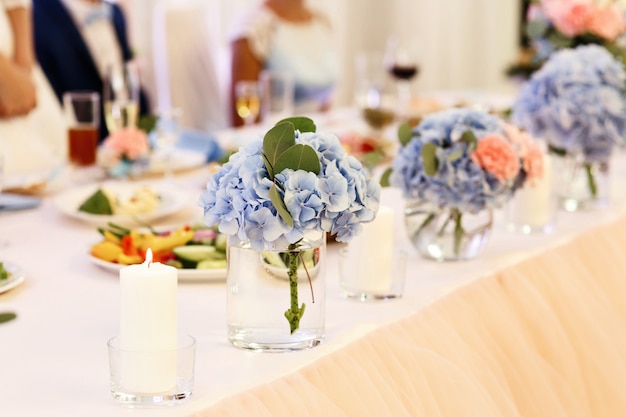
[
  {"left": 0, "top": 263, "right": 25, "bottom": 294},
  {"left": 89, "top": 255, "right": 226, "bottom": 282},
  {"left": 146, "top": 149, "right": 206, "bottom": 174},
  {"left": 52, "top": 181, "right": 188, "bottom": 226}
]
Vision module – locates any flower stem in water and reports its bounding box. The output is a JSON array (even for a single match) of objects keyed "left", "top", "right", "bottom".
[
  {"left": 584, "top": 163, "right": 597, "bottom": 198},
  {"left": 453, "top": 209, "right": 464, "bottom": 257},
  {"left": 284, "top": 247, "right": 305, "bottom": 334}
]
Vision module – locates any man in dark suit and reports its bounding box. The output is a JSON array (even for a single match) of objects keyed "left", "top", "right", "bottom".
[{"left": 32, "top": 0, "right": 150, "bottom": 142}]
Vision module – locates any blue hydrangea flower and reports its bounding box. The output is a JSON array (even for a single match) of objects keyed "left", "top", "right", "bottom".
[
  {"left": 391, "top": 108, "right": 516, "bottom": 213},
  {"left": 200, "top": 128, "right": 381, "bottom": 248},
  {"left": 512, "top": 45, "right": 626, "bottom": 162}
]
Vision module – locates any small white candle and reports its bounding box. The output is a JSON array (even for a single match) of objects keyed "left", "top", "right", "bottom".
[
  {"left": 508, "top": 152, "right": 553, "bottom": 228},
  {"left": 350, "top": 205, "right": 394, "bottom": 293},
  {"left": 119, "top": 249, "right": 177, "bottom": 393}
]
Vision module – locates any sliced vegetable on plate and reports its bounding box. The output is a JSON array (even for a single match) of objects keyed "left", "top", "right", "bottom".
[{"left": 90, "top": 222, "right": 227, "bottom": 270}]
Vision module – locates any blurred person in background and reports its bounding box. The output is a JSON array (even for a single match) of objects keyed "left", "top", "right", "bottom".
[
  {"left": 0, "top": 0, "right": 66, "bottom": 176},
  {"left": 229, "top": 0, "right": 339, "bottom": 127},
  {"left": 32, "top": 0, "right": 150, "bottom": 141}
]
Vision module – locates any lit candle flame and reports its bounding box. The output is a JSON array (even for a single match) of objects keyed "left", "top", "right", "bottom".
[{"left": 144, "top": 248, "right": 153, "bottom": 268}]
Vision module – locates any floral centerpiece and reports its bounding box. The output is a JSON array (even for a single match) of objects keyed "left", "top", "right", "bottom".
[
  {"left": 391, "top": 108, "right": 543, "bottom": 260},
  {"left": 512, "top": 44, "right": 626, "bottom": 208},
  {"left": 100, "top": 127, "right": 151, "bottom": 177},
  {"left": 523, "top": 0, "right": 626, "bottom": 72},
  {"left": 200, "top": 117, "right": 380, "bottom": 347}
]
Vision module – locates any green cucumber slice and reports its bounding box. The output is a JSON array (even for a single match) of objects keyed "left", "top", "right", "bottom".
[
  {"left": 173, "top": 245, "right": 217, "bottom": 262},
  {"left": 197, "top": 259, "right": 227, "bottom": 269}
]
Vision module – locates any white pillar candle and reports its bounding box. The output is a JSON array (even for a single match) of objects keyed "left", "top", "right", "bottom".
[
  {"left": 508, "top": 152, "right": 554, "bottom": 228},
  {"left": 350, "top": 205, "right": 394, "bottom": 292},
  {"left": 119, "top": 249, "right": 177, "bottom": 393}
]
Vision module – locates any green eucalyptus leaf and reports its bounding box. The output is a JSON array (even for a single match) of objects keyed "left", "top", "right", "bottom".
[
  {"left": 276, "top": 117, "right": 316, "bottom": 133},
  {"left": 380, "top": 167, "right": 393, "bottom": 187},
  {"left": 263, "top": 122, "right": 296, "bottom": 168},
  {"left": 397, "top": 122, "right": 413, "bottom": 147},
  {"left": 548, "top": 145, "right": 567, "bottom": 157},
  {"left": 274, "top": 144, "right": 320, "bottom": 175},
  {"left": 421, "top": 142, "right": 439, "bottom": 176},
  {"left": 269, "top": 184, "right": 293, "bottom": 227},
  {"left": 261, "top": 152, "right": 274, "bottom": 178},
  {"left": 526, "top": 20, "right": 548, "bottom": 39},
  {"left": 446, "top": 148, "right": 464, "bottom": 163},
  {"left": 0, "top": 312, "right": 16, "bottom": 324},
  {"left": 459, "top": 130, "right": 477, "bottom": 153}
]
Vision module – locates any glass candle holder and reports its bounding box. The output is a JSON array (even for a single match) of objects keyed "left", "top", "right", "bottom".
[
  {"left": 339, "top": 246, "right": 407, "bottom": 301},
  {"left": 108, "top": 334, "right": 196, "bottom": 407}
]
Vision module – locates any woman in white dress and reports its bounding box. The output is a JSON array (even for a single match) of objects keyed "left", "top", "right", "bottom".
[
  {"left": 0, "top": 0, "right": 66, "bottom": 179},
  {"left": 229, "top": 0, "right": 339, "bottom": 127}
]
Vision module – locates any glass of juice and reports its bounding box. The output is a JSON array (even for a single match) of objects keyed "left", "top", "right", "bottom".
[{"left": 63, "top": 91, "right": 100, "bottom": 167}]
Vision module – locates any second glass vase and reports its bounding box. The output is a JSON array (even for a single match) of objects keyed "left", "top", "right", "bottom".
[{"left": 404, "top": 201, "right": 493, "bottom": 262}]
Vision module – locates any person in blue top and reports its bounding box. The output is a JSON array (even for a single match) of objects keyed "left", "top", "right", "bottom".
[
  {"left": 229, "top": 0, "right": 339, "bottom": 127},
  {"left": 32, "top": 0, "right": 149, "bottom": 141}
]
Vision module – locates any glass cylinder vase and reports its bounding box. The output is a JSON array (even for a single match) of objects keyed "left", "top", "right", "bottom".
[
  {"left": 226, "top": 232, "right": 326, "bottom": 352},
  {"left": 552, "top": 154, "right": 610, "bottom": 212},
  {"left": 404, "top": 201, "right": 493, "bottom": 262}
]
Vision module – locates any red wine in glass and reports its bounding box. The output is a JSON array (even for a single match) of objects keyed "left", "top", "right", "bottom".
[{"left": 389, "top": 64, "right": 419, "bottom": 81}]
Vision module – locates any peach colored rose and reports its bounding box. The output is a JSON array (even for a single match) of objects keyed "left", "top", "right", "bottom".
[
  {"left": 501, "top": 122, "right": 545, "bottom": 185},
  {"left": 543, "top": 0, "right": 594, "bottom": 37},
  {"left": 471, "top": 134, "right": 520, "bottom": 183},
  {"left": 522, "top": 139, "right": 545, "bottom": 185},
  {"left": 588, "top": 5, "right": 625, "bottom": 40},
  {"left": 102, "top": 127, "right": 150, "bottom": 161}
]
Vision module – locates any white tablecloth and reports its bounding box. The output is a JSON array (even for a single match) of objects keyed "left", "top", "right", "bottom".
[{"left": 2, "top": 148, "right": 626, "bottom": 416}]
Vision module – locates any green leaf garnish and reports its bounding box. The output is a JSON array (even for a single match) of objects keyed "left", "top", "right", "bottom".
[
  {"left": 397, "top": 122, "right": 413, "bottom": 147},
  {"left": 421, "top": 142, "right": 439, "bottom": 176},
  {"left": 276, "top": 117, "right": 316, "bottom": 133},
  {"left": 0, "top": 312, "right": 17, "bottom": 324},
  {"left": 78, "top": 189, "right": 113, "bottom": 215},
  {"left": 274, "top": 144, "right": 320, "bottom": 175},
  {"left": 270, "top": 184, "right": 293, "bottom": 227},
  {"left": 263, "top": 122, "right": 296, "bottom": 178}
]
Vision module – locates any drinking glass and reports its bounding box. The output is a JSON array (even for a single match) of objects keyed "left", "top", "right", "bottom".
[
  {"left": 354, "top": 52, "right": 396, "bottom": 136},
  {"left": 259, "top": 70, "right": 294, "bottom": 125},
  {"left": 63, "top": 91, "right": 100, "bottom": 167},
  {"left": 384, "top": 37, "right": 420, "bottom": 117},
  {"left": 235, "top": 81, "right": 261, "bottom": 127},
  {"left": 103, "top": 62, "right": 140, "bottom": 133}
]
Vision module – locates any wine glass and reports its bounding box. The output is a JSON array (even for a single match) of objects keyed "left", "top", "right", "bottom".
[
  {"left": 384, "top": 37, "right": 420, "bottom": 117},
  {"left": 354, "top": 52, "right": 396, "bottom": 137},
  {"left": 235, "top": 81, "right": 261, "bottom": 127},
  {"left": 152, "top": 108, "right": 183, "bottom": 180},
  {"left": 103, "top": 62, "right": 140, "bottom": 133}
]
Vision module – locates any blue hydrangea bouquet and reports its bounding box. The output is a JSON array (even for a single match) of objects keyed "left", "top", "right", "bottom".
[
  {"left": 200, "top": 117, "right": 380, "bottom": 333},
  {"left": 512, "top": 44, "right": 626, "bottom": 202},
  {"left": 391, "top": 108, "right": 538, "bottom": 259}
]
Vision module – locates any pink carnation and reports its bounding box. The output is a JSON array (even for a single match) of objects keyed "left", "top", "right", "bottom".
[
  {"left": 587, "top": 4, "right": 625, "bottom": 41},
  {"left": 102, "top": 127, "right": 150, "bottom": 161},
  {"left": 543, "top": 0, "right": 594, "bottom": 37},
  {"left": 501, "top": 123, "right": 544, "bottom": 185},
  {"left": 470, "top": 134, "right": 520, "bottom": 183}
]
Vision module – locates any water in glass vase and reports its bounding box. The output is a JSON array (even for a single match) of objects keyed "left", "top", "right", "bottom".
[{"left": 227, "top": 236, "right": 326, "bottom": 352}]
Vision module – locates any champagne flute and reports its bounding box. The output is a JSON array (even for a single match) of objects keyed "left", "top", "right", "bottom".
[
  {"left": 235, "top": 81, "right": 261, "bottom": 127},
  {"left": 103, "top": 62, "right": 140, "bottom": 133}
]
